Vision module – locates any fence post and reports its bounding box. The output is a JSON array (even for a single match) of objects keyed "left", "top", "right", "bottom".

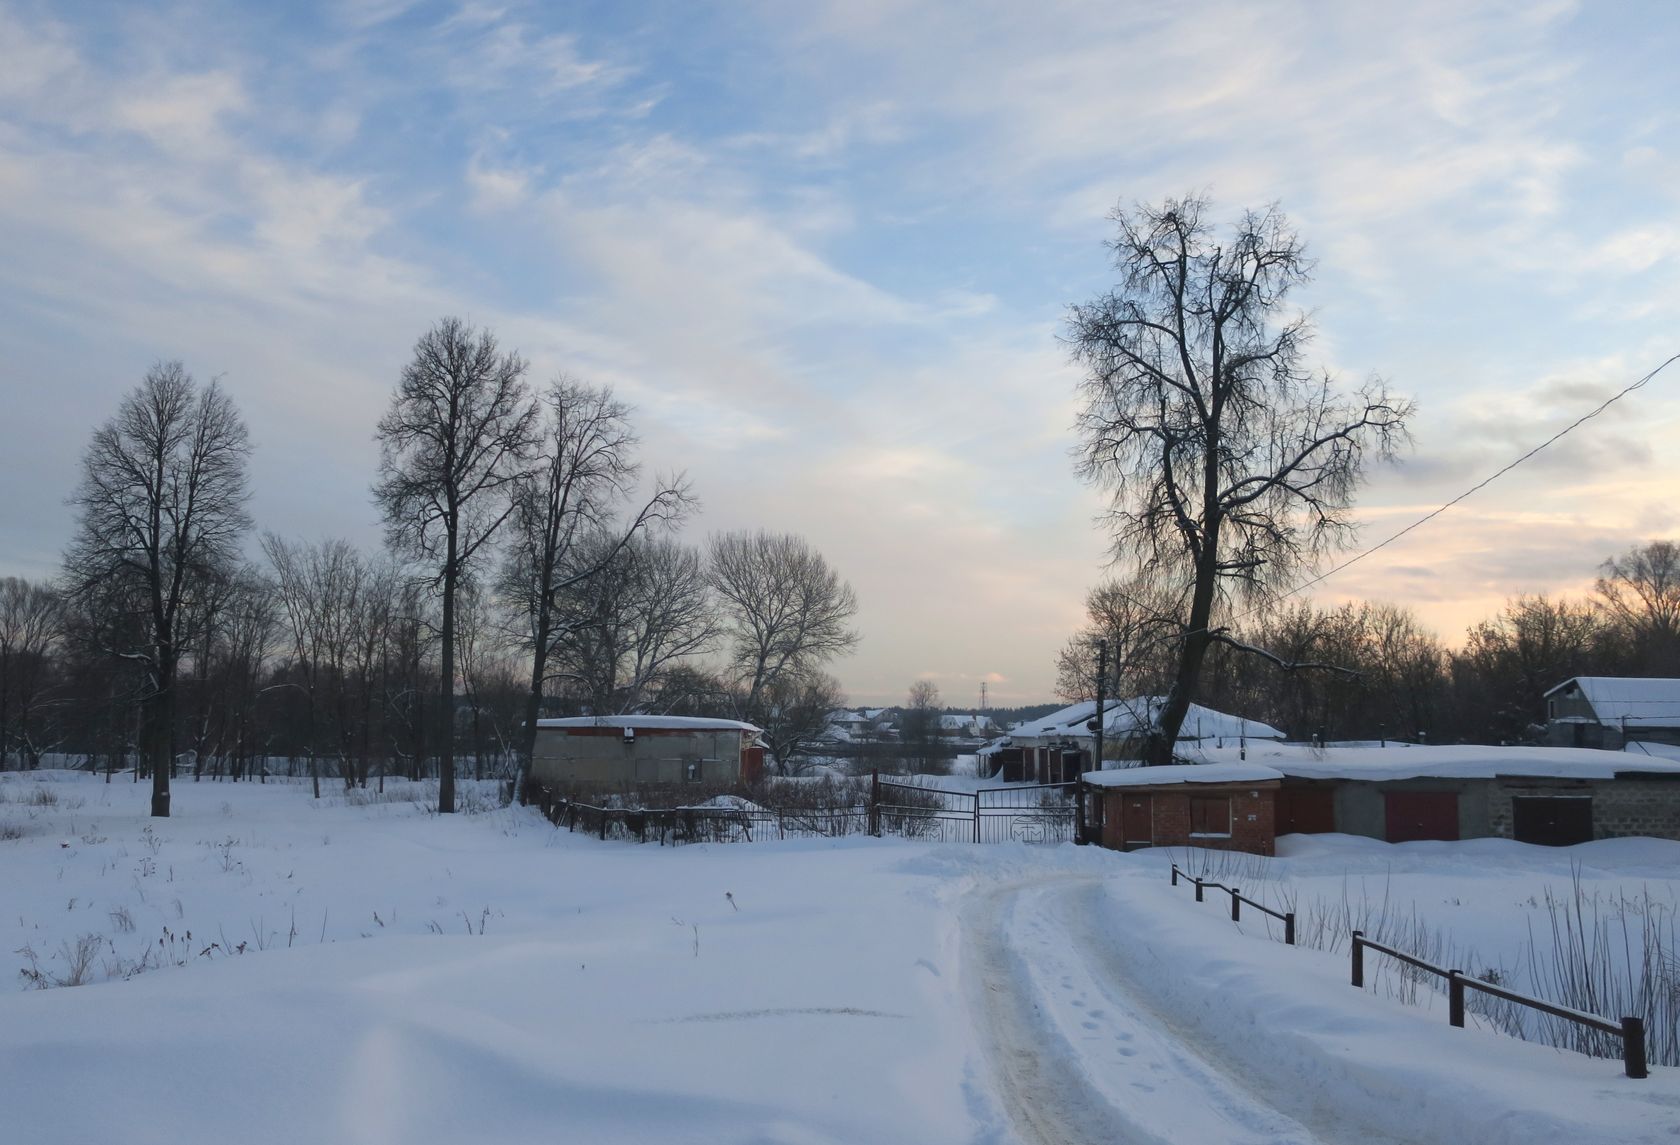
[
  {"left": 599, "top": 810, "right": 608, "bottom": 841},
  {"left": 1075, "top": 779, "right": 1089, "bottom": 845},
  {"left": 973, "top": 791, "right": 980, "bottom": 844},
  {"left": 1171, "top": 864, "right": 1179, "bottom": 887},
  {"left": 1448, "top": 970, "right": 1465, "bottom": 1028},
  {"left": 869, "top": 770, "right": 881, "bottom": 837},
  {"left": 1351, "top": 930, "right": 1364, "bottom": 988},
  {"left": 1623, "top": 1016, "right": 1648, "bottom": 1079},
  {"left": 1194, "top": 877, "right": 1204, "bottom": 903},
  {"left": 1285, "top": 912, "right": 1295, "bottom": 946},
  {"left": 1231, "top": 889, "right": 1241, "bottom": 922}
]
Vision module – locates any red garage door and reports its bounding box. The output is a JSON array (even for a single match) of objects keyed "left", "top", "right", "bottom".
[{"left": 1384, "top": 791, "right": 1459, "bottom": 842}]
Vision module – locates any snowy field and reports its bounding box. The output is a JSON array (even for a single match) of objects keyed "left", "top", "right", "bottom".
[{"left": 2, "top": 771, "right": 1677, "bottom": 1145}]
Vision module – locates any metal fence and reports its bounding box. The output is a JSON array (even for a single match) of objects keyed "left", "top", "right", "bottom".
[{"left": 526, "top": 774, "right": 1081, "bottom": 847}]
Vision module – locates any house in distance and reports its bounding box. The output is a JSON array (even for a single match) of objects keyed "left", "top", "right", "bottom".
[{"left": 1543, "top": 676, "right": 1680, "bottom": 751}]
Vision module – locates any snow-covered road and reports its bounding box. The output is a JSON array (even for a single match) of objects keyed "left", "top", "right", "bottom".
[{"left": 965, "top": 876, "right": 1423, "bottom": 1145}]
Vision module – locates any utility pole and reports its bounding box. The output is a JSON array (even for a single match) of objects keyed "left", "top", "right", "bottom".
[{"left": 1091, "top": 639, "right": 1108, "bottom": 771}]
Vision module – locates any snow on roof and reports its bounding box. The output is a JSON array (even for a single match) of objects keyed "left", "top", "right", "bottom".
[
  {"left": 1624, "top": 740, "right": 1680, "bottom": 763},
  {"left": 1183, "top": 742, "right": 1680, "bottom": 781},
  {"left": 1011, "top": 698, "right": 1283, "bottom": 743},
  {"left": 536, "top": 715, "right": 762, "bottom": 733},
  {"left": 1082, "top": 762, "right": 1283, "bottom": 788},
  {"left": 1544, "top": 677, "right": 1680, "bottom": 727}
]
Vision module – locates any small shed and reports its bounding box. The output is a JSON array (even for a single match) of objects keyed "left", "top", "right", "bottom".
[
  {"left": 1083, "top": 763, "right": 1283, "bottom": 855},
  {"left": 531, "top": 716, "right": 766, "bottom": 788}
]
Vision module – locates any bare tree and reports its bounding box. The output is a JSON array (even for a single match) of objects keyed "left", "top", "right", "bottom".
[
  {"left": 1596, "top": 540, "right": 1680, "bottom": 675},
  {"left": 1053, "top": 577, "right": 1182, "bottom": 702},
  {"left": 64, "top": 363, "right": 252, "bottom": 814},
  {"left": 500, "top": 378, "right": 691, "bottom": 799},
  {"left": 1067, "top": 196, "right": 1411, "bottom": 764},
  {"left": 374, "top": 318, "right": 538, "bottom": 813},
  {"left": 757, "top": 671, "right": 846, "bottom": 774},
  {"left": 0, "top": 578, "right": 62, "bottom": 769},
  {"left": 1462, "top": 594, "right": 1606, "bottom": 741},
  {"left": 708, "top": 530, "right": 858, "bottom": 717},
  {"left": 902, "top": 679, "right": 943, "bottom": 774},
  {"left": 547, "top": 533, "right": 715, "bottom": 716}
]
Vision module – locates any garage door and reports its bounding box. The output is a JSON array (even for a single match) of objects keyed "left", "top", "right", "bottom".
[
  {"left": 1511, "top": 797, "right": 1593, "bottom": 846},
  {"left": 1277, "top": 788, "right": 1335, "bottom": 835},
  {"left": 1384, "top": 791, "right": 1459, "bottom": 842}
]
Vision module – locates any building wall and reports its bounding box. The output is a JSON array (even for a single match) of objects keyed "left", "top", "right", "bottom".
[
  {"left": 1099, "top": 783, "right": 1277, "bottom": 856},
  {"left": 531, "top": 727, "right": 745, "bottom": 787},
  {"left": 1327, "top": 777, "right": 1491, "bottom": 841},
  {"left": 1488, "top": 776, "right": 1680, "bottom": 841}
]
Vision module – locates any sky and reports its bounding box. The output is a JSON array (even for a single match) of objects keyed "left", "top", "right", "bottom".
[{"left": 1, "top": 0, "right": 1678, "bottom": 706}]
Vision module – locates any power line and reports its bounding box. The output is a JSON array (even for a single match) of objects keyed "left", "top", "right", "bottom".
[{"left": 1235, "top": 350, "right": 1680, "bottom": 622}]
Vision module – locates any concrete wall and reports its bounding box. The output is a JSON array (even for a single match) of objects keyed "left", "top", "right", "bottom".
[
  {"left": 531, "top": 727, "right": 745, "bottom": 787},
  {"left": 1316, "top": 775, "right": 1680, "bottom": 844},
  {"left": 1328, "top": 778, "right": 1491, "bottom": 841}
]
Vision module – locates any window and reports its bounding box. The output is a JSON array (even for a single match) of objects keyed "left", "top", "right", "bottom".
[
  {"left": 684, "top": 758, "right": 702, "bottom": 782},
  {"left": 1189, "top": 796, "right": 1231, "bottom": 837}
]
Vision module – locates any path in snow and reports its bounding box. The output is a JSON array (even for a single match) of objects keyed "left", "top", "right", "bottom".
[{"left": 962, "top": 875, "right": 1422, "bottom": 1145}]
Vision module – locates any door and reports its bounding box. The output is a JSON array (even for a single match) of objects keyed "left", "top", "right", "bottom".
[
  {"left": 1121, "top": 792, "right": 1153, "bottom": 849},
  {"left": 1511, "top": 797, "right": 1593, "bottom": 846},
  {"left": 1384, "top": 791, "right": 1459, "bottom": 842},
  {"left": 1277, "top": 787, "right": 1335, "bottom": 835}
]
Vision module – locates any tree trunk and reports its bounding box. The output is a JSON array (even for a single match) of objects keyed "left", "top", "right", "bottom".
[
  {"left": 439, "top": 558, "right": 457, "bottom": 814},
  {"left": 1146, "top": 527, "right": 1221, "bottom": 766},
  {"left": 149, "top": 662, "right": 174, "bottom": 816}
]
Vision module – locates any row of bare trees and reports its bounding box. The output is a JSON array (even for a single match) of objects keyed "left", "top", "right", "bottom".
[
  {"left": 1054, "top": 540, "right": 1680, "bottom": 746},
  {"left": 18, "top": 320, "right": 860, "bottom": 815}
]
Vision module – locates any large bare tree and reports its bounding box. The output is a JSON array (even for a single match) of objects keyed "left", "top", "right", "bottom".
[
  {"left": 707, "top": 530, "right": 858, "bottom": 768},
  {"left": 500, "top": 378, "right": 691, "bottom": 797},
  {"left": 64, "top": 362, "right": 252, "bottom": 814},
  {"left": 1068, "top": 196, "right": 1411, "bottom": 764},
  {"left": 374, "top": 318, "right": 538, "bottom": 813}
]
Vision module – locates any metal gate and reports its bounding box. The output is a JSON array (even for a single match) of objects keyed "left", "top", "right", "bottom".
[{"left": 874, "top": 777, "right": 1078, "bottom": 843}]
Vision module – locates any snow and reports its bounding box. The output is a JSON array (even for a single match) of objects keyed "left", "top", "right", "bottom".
[
  {"left": 1082, "top": 762, "right": 1283, "bottom": 787},
  {"left": 1625, "top": 739, "right": 1680, "bottom": 762},
  {"left": 1, "top": 769, "right": 1676, "bottom": 1145},
  {"left": 1012, "top": 696, "right": 1284, "bottom": 743},
  {"left": 1181, "top": 740, "right": 1680, "bottom": 780},
  {"left": 1545, "top": 676, "right": 1680, "bottom": 727},
  {"left": 536, "top": 715, "right": 762, "bottom": 732}
]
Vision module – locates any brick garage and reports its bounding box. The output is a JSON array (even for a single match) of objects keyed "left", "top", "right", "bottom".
[{"left": 1084, "top": 764, "right": 1282, "bottom": 856}]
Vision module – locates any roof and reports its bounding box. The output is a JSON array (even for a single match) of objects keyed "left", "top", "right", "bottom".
[
  {"left": 1011, "top": 697, "right": 1284, "bottom": 743},
  {"left": 1083, "top": 763, "right": 1283, "bottom": 788},
  {"left": 536, "top": 715, "right": 762, "bottom": 733},
  {"left": 1543, "top": 677, "right": 1680, "bottom": 727},
  {"left": 1183, "top": 742, "right": 1680, "bottom": 781}
]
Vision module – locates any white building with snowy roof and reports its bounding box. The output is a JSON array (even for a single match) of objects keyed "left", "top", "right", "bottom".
[
  {"left": 993, "top": 697, "right": 1283, "bottom": 783},
  {"left": 1543, "top": 676, "right": 1680, "bottom": 751}
]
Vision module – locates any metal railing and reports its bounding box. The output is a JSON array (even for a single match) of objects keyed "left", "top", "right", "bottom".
[
  {"left": 1170, "top": 863, "right": 1295, "bottom": 945},
  {"left": 1351, "top": 930, "right": 1647, "bottom": 1079},
  {"left": 1166, "top": 864, "right": 1649, "bottom": 1078}
]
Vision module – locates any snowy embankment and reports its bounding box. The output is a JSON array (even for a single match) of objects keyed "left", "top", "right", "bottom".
[{"left": 2, "top": 771, "right": 1677, "bottom": 1145}]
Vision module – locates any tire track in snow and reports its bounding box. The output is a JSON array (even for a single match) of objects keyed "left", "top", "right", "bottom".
[{"left": 963, "top": 875, "right": 1418, "bottom": 1145}]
